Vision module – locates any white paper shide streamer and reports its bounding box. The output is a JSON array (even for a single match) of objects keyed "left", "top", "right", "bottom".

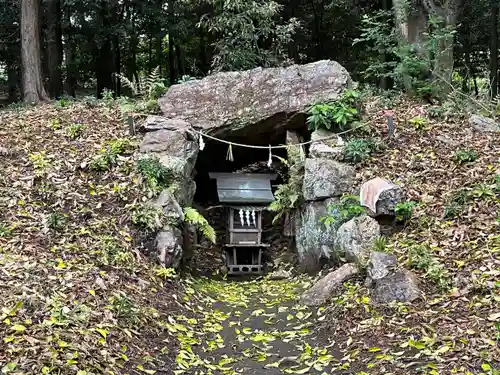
[
  {"left": 267, "top": 145, "right": 272, "bottom": 167},
  {"left": 199, "top": 133, "right": 205, "bottom": 150}
]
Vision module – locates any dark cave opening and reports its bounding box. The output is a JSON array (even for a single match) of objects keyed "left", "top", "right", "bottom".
[{"left": 190, "top": 122, "right": 309, "bottom": 275}]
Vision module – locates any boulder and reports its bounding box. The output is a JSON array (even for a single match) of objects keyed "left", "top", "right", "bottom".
[
  {"left": 156, "top": 226, "right": 183, "bottom": 268},
  {"left": 295, "top": 198, "right": 339, "bottom": 273},
  {"left": 366, "top": 251, "right": 397, "bottom": 283},
  {"left": 140, "top": 115, "right": 191, "bottom": 132},
  {"left": 268, "top": 269, "right": 292, "bottom": 280},
  {"left": 303, "top": 159, "right": 355, "bottom": 201},
  {"left": 301, "top": 263, "right": 359, "bottom": 306},
  {"left": 469, "top": 114, "right": 500, "bottom": 133},
  {"left": 309, "top": 129, "right": 344, "bottom": 160},
  {"left": 159, "top": 60, "right": 352, "bottom": 141},
  {"left": 360, "top": 177, "right": 404, "bottom": 216},
  {"left": 371, "top": 269, "right": 421, "bottom": 303},
  {"left": 140, "top": 128, "right": 199, "bottom": 177},
  {"left": 152, "top": 190, "right": 184, "bottom": 225},
  {"left": 171, "top": 177, "right": 197, "bottom": 208},
  {"left": 336, "top": 215, "right": 380, "bottom": 266}
]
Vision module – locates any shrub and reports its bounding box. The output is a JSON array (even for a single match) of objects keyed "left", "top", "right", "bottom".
[
  {"left": 409, "top": 116, "right": 429, "bottom": 131},
  {"left": 307, "top": 90, "right": 360, "bottom": 132},
  {"left": 90, "top": 138, "right": 134, "bottom": 171},
  {"left": 453, "top": 149, "right": 477, "bottom": 165},
  {"left": 46, "top": 212, "right": 66, "bottom": 231},
  {"left": 343, "top": 138, "right": 379, "bottom": 163},
  {"left": 321, "top": 194, "right": 366, "bottom": 229},
  {"left": 407, "top": 244, "right": 452, "bottom": 292},
  {"left": 65, "top": 123, "right": 86, "bottom": 139},
  {"left": 136, "top": 156, "right": 175, "bottom": 191},
  {"left": 394, "top": 201, "right": 417, "bottom": 222},
  {"left": 268, "top": 181, "right": 302, "bottom": 224},
  {"left": 131, "top": 204, "right": 164, "bottom": 232}
]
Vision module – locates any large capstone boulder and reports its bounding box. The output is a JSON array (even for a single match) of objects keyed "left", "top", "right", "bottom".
[
  {"left": 303, "top": 158, "right": 355, "bottom": 201},
  {"left": 295, "top": 198, "right": 339, "bottom": 273},
  {"left": 301, "top": 263, "right": 359, "bottom": 306},
  {"left": 156, "top": 226, "right": 183, "bottom": 268},
  {"left": 159, "top": 60, "right": 352, "bottom": 141},
  {"left": 371, "top": 269, "right": 421, "bottom": 303},
  {"left": 469, "top": 114, "right": 500, "bottom": 133},
  {"left": 360, "top": 177, "right": 404, "bottom": 216},
  {"left": 309, "top": 129, "right": 344, "bottom": 160},
  {"left": 336, "top": 215, "right": 380, "bottom": 266}
]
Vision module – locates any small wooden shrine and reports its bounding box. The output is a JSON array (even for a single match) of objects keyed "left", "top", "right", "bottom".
[{"left": 209, "top": 172, "right": 276, "bottom": 275}]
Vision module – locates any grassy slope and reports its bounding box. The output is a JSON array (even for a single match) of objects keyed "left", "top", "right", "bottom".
[
  {"left": 318, "top": 97, "right": 500, "bottom": 374},
  {"left": 0, "top": 103, "right": 181, "bottom": 374}
]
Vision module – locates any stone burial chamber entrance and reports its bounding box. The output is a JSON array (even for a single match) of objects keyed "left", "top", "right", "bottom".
[{"left": 137, "top": 59, "right": 356, "bottom": 274}]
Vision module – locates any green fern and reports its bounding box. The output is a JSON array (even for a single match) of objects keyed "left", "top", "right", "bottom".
[
  {"left": 183, "top": 207, "right": 216, "bottom": 244},
  {"left": 115, "top": 66, "right": 166, "bottom": 100}
]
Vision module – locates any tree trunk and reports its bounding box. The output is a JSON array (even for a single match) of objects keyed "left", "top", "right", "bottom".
[
  {"left": 168, "top": 0, "right": 177, "bottom": 84},
  {"left": 45, "top": 0, "right": 63, "bottom": 98},
  {"left": 393, "top": 0, "right": 429, "bottom": 90},
  {"left": 156, "top": 0, "right": 164, "bottom": 74},
  {"left": 7, "top": 64, "right": 19, "bottom": 102},
  {"left": 490, "top": 0, "right": 498, "bottom": 99},
  {"left": 21, "top": 0, "right": 49, "bottom": 103},
  {"left": 114, "top": 34, "right": 121, "bottom": 97},
  {"left": 63, "top": 7, "right": 76, "bottom": 97}
]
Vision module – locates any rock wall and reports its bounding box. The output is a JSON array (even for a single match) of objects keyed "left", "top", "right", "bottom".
[{"left": 137, "top": 60, "right": 353, "bottom": 268}]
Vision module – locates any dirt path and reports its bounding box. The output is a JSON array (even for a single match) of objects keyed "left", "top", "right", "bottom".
[{"left": 165, "top": 276, "right": 336, "bottom": 375}]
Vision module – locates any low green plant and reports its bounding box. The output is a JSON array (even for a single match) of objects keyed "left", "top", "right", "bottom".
[
  {"left": 0, "top": 222, "right": 12, "bottom": 237},
  {"left": 183, "top": 207, "right": 216, "bottom": 244},
  {"left": 136, "top": 156, "right": 175, "bottom": 191},
  {"left": 408, "top": 116, "right": 428, "bottom": 131},
  {"left": 426, "top": 106, "right": 444, "bottom": 119},
  {"left": 101, "top": 89, "right": 115, "bottom": 104},
  {"left": 307, "top": 90, "right": 360, "bottom": 131},
  {"left": 108, "top": 293, "right": 141, "bottom": 325},
  {"left": 65, "top": 123, "right": 86, "bottom": 139},
  {"left": 471, "top": 183, "right": 496, "bottom": 200},
  {"left": 47, "top": 212, "right": 66, "bottom": 231},
  {"left": 443, "top": 188, "right": 469, "bottom": 218},
  {"left": 394, "top": 201, "right": 417, "bottom": 222},
  {"left": 268, "top": 181, "right": 302, "bottom": 224},
  {"left": 56, "top": 97, "right": 71, "bottom": 108},
  {"left": 99, "top": 236, "right": 134, "bottom": 267},
  {"left": 453, "top": 149, "right": 477, "bottom": 165},
  {"left": 343, "top": 138, "right": 378, "bottom": 163},
  {"left": 29, "top": 151, "right": 51, "bottom": 176},
  {"left": 373, "top": 236, "right": 389, "bottom": 252},
  {"left": 131, "top": 204, "right": 164, "bottom": 232},
  {"left": 49, "top": 118, "right": 61, "bottom": 130},
  {"left": 154, "top": 266, "right": 177, "bottom": 279},
  {"left": 116, "top": 66, "right": 167, "bottom": 100},
  {"left": 407, "top": 244, "right": 452, "bottom": 291},
  {"left": 321, "top": 194, "right": 366, "bottom": 229},
  {"left": 178, "top": 75, "right": 196, "bottom": 83},
  {"left": 90, "top": 138, "right": 134, "bottom": 171}
]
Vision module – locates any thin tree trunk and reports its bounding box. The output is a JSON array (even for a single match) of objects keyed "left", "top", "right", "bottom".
[
  {"left": 176, "top": 44, "right": 185, "bottom": 77},
  {"left": 490, "top": 0, "right": 498, "bottom": 99},
  {"left": 168, "top": 0, "right": 177, "bottom": 84},
  {"left": 63, "top": 7, "right": 76, "bottom": 97},
  {"left": 7, "top": 64, "right": 19, "bottom": 102},
  {"left": 21, "top": 0, "right": 49, "bottom": 103},
  {"left": 114, "top": 34, "right": 121, "bottom": 97},
  {"left": 156, "top": 0, "right": 164, "bottom": 74},
  {"left": 46, "top": 0, "right": 63, "bottom": 97}
]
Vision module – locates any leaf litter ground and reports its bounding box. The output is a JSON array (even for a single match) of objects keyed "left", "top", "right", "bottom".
[{"left": 0, "top": 97, "right": 499, "bottom": 375}]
